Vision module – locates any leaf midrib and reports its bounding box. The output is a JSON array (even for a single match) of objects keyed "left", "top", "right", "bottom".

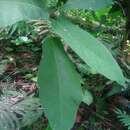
[{"left": 52, "top": 42, "right": 64, "bottom": 127}]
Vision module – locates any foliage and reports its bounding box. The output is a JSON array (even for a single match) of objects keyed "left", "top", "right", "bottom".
[
  {"left": 0, "top": 0, "right": 48, "bottom": 27},
  {"left": 51, "top": 16, "right": 125, "bottom": 85},
  {"left": 115, "top": 108, "right": 130, "bottom": 130},
  {"left": 64, "top": 0, "right": 114, "bottom": 11},
  {"left": 0, "top": 0, "right": 129, "bottom": 130},
  {"left": 38, "top": 37, "right": 82, "bottom": 130},
  {"left": 0, "top": 90, "right": 42, "bottom": 130}
]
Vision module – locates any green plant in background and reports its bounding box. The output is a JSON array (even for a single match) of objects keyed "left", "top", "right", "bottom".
[
  {"left": 0, "top": 90, "right": 43, "bottom": 130},
  {"left": 115, "top": 108, "right": 130, "bottom": 130},
  {"left": 0, "top": 0, "right": 127, "bottom": 130}
]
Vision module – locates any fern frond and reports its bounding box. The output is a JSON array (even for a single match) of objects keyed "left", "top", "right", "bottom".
[
  {"left": 0, "top": 90, "right": 43, "bottom": 130},
  {"left": 115, "top": 108, "right": 130, "bottom": 130}
]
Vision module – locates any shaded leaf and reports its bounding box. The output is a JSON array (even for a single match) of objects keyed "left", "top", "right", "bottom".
[
  {"left": 64, "top": 0, "right": 114, "bottom": 11},
  {"left": 0, "top": 0, "right": 49, "bottom": 27},
  {"left": 51, "top": 17, "right": 125, "bottom": 85},
  {"left": 38, "top": 37, "right": 82, "bottom": 130}
]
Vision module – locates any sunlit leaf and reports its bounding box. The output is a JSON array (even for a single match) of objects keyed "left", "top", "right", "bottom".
[{"left": 82, "top": 90, "right": 93, "bottom": 105}]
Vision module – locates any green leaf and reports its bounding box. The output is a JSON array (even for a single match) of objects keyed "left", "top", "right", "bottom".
[
  {"left": 51, "top": 17, "right": 125, "bottom": 85},
  {"left": 82, "top": 90, "right": 93, "bottom": 105},
  {"left": 38, "top": 37, "right": 82, "bottom": 130},
  {"left": 0, "top": 0, "right": 49, "bottom": 27},
  {"left": 64, "top": 0, "right": 114, "bottom": 11}
]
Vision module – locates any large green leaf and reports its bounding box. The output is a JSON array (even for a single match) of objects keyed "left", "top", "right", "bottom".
[
  {"left": 64, "top": 0, "right": 114, "bottom": 11},
  {"left": 38, "top": 37, "right": 82, "bottom": 130},
  {"left": 51, "top": 17, "right": 125, "bottom": 85},
  {"left": 0, "top": 0, "right": 49, "bottom": 27}
]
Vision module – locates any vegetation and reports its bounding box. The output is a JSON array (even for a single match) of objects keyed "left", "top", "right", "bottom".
[{"left": 0, "top": 0, "right": 130, "bottom": 130}]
